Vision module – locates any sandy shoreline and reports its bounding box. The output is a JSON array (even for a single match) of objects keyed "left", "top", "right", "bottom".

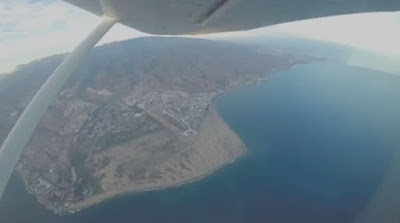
[{"left": 64, "top": 146, "right": 246, "bottom": 214}]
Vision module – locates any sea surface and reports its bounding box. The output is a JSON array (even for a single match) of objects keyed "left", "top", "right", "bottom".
[{"left": 1, "top": 60, "right": 400, "bottom": 223}]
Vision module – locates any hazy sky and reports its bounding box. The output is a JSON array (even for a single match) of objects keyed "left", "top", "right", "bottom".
[{"left": 0, "top": 0, "right": 399, "bottom": 73}]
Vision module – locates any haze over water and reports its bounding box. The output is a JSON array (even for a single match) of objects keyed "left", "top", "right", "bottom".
[{"left": 1, "top": 57, "right": 400, "bottom": 222}]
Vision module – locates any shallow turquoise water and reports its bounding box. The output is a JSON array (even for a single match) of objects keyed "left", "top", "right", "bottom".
[{"left": 1, "top": 61, "right": 400, "bottom": 223}]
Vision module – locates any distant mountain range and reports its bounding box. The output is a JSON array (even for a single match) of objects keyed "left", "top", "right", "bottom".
[{"left": 224, "top": 34, "right": 399, "bottom": 74}]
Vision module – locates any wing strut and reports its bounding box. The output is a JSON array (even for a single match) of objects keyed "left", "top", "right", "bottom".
[{"left": 0, "top": 16, "right": 118, "bottom": 199}]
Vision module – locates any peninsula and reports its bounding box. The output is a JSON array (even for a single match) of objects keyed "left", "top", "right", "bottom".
[{"left": 0, "top": 37, "right": 317, "bottom": 213}]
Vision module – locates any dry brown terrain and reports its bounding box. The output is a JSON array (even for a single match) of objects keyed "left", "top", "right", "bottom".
[{"left": 68, "top": 105, "right": 245, "bottom": 211}]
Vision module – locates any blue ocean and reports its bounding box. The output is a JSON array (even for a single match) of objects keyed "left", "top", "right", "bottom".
[{"left": 1, "top": 58, "right": 400, "bottom": 223}]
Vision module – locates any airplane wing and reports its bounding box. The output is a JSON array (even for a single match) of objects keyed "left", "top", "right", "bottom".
[{"left": 63, "top": 0, "right": 400, "bottom": 35}]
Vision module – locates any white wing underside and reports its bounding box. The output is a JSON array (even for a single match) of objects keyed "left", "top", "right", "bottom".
[{"left": 63, "top": 0, "right": 400, "bottom": 35}]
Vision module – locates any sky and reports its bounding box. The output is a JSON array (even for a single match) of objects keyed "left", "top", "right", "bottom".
[{"left": 0, "top": 0, "right": 399, "bottom": 74}]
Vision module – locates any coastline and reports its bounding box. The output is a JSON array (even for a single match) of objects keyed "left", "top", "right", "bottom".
[{"left": 4, "top": 56, "right": 398, "bottom": 223}]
